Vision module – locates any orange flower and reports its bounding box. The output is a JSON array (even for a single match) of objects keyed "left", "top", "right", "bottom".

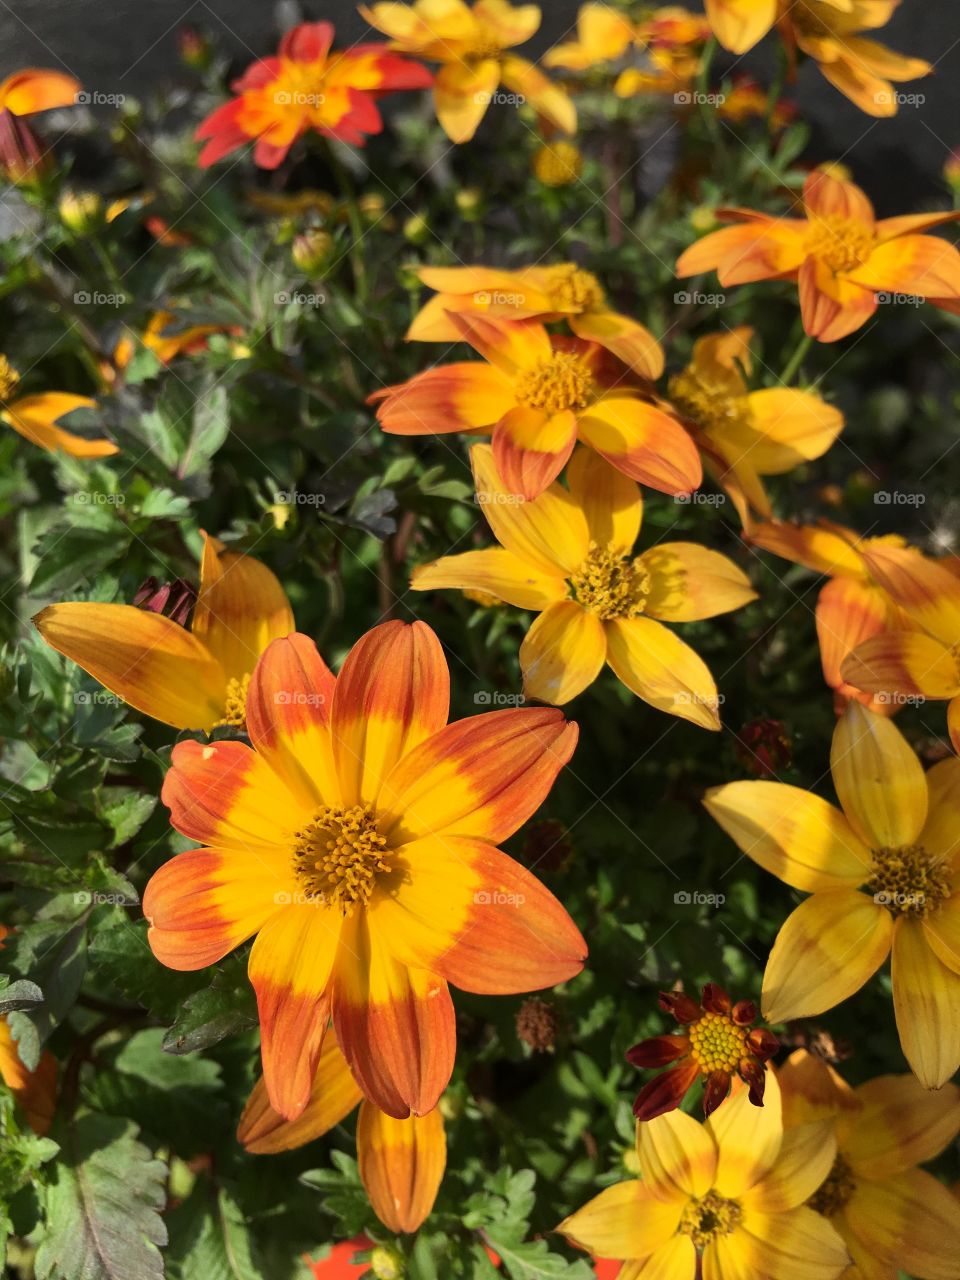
[
  {"left": 239, "top": 1029, "right": 445, "bottom": 1233},
  {"left": 34, "top": 533, "right": 293, "bottom": 731},
  {"left": 360, "top": 0, "right": 575, "bottom": 143},
  {"left": 143, "top": 620, "right": 584, "bottom": 1120},
  {"left": 0, "top": 354, "right": 114, "bottom": 459},
  {"left": 195, "top": 21, "right": 432, "bottom": 169},
  {"left": 676, "top": 171, "right": 960, "bottom": 342},
  {"left": 718, "top": 74, "right": 796, "bottom": 131},
  {"left": 781, "top": 0, "right": 931, "bottom": 118},
  {"left": 370, "top": 313, "right": 700, "bottom": 500},
  {"left": 0, "top": 68, "right": 81, "bottom": 117},
  {"left": 614, "top": 6, "right": 710, "bottom": 99},
  {"left": 406, "top": 262, "right": 664, "bottom": 379},
  {"left": 0, "top": 927, "right": 57, "bottom": 1136}
]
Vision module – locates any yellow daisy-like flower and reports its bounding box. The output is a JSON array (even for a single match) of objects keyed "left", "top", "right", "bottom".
[
  {"left": 705, "top": 701, "right": 960, "bottom": 1089},
  {"left": 560, "top": 1069, "right": 850, "bottom": 1279},
  {"left": 413, "top": 445, "right": 755, "bottom": 727},
  {"left": 542, "top": 3, "right": 636, "bottom": 72}
]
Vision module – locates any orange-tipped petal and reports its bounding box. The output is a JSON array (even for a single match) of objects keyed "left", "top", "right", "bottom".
[
  {"left": 569, "top": 309, "right": 665, "bottom": 380},
  {"left": 891, "top": 917, "right": 960, "bottom": 1089},
  {"left": 520, "top": 601, "right": 608, "bottom": 705},
  {"left": 803, "top": 172, "right": 875, "bottom": 225},
  {"left": 642, "top": 543, "right": 756, "bottom": 622},
  {"left": 492, "top": 406, "right": 577, "bottom": 500},
  {"left": 372, "top": 362, "right": 515, "bottom": 435},
  {"left": 606, "top": 617, "right": 722, "bottom": 729},
  {"left": 0, "top": 1022, "right": 57, "bottom": 1135},
  {"left": 858, "top": 541, "right": 960, "bottom": 644},
  {"left": 33, "top": 602, "right": 226, "bottom": 730},
  {"left": 3, "top": 394, "right": 116, "bottom": 458},
  {"left": 357, "top": 1100, "right": 446, "bottom": 1233},
  {"left": 676, "top": 221, "right": 808, "bottom": 284},
  {"left": 798, "top": 257, "right": 877, "bottom": 342},
  {"left": 0, "top": 69, "right": 81, "bottom": 115},
  {"left": 577, "top": 398, "right": 701, "bottom": 497},
  {"left": 632, "top": 1061, "right": 700, "bottom": 1122},
  {"left": 850, "top": 234, "right": 960, "bottom": 300},
  {"left": 748, "top": 520, "right": 865, "bottom": 578},
  {"left": 815, "top": 576, "right": 892, "bottom": 703},
  {"left": 840, "top": 631, "right": 960, "bottom": 702},
  {"left": 447, "top": 312, "right": 552, "bottom": 376}
]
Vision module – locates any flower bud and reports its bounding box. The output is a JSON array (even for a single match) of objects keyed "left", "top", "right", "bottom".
[
  {"left": 291, "top": 228, "right": 333, "bottom": 275},
  {"left": 178, "top": 26, "right": 213, "bottom": 71},
  {"left": 402, "top": 212, "right": 429, "bottom": 245},
  {"left": 454, "top": 187, "right": 483, "bottom": 219},
  {"left": 0, "top": 110, "right": 49, "bottom": 185},
  {"left": 59, "top": 190, "right": 102, "bottom": 235},
  {"left": 0, "top": 355, "right": 21, "bottom": 402},
  {"left": 370, "top": 1245, "right": 404, "bottom": 1280}
]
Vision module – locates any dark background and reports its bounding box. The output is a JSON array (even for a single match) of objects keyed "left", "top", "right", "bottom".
[{"left": 2, "top": 1, "right": 958, "bottom": 207}]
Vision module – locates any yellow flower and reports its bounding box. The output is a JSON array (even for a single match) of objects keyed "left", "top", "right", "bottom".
[
  {"left": 0, "top": 354, "right": 114, "bottom": 458},
  {"left": 413, "top": 446, "right": 755, "bottom": 727},
  {"left": 542, "top": 3, "right": 636, "bottom": 72},
  {"left": 532, "top": 139, "right": 582, "bottom": 186},
  {"left": 705, "top": 701, "right": 960, "bottom": 1088},
  {"left": 559, "top": 1070, "right": 850, "bottom": 1278}
]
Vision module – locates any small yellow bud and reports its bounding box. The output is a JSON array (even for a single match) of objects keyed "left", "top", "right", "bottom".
[
  {"left": 454, "top": 187, "right": 483, "bottom": 219},
  {"left": 291, "top": 229, "right": 334, "bottom": 275},
  {"left": 689, "top": 204, "right": 717, "bottom": 232},
  {"left": 403, "top": 212, "right": 430, "bottom": 245},
  {"left": 59, "top": 190, "right": 102, "bottom": 235},
  {"left": 358, "top": 192, "right": 387, "bottom": 223},
  {"left": 370, "top": 1245, "right": 404, "bottom": 1279},
  {"left": 532, "top": 141, "right": 582, "bottom": 188},
  {"left": 229, "top": 341, "right": 253, "bottom": 360},
  {"left": 816, "top": 160, "right": 852, "bottom": 183}
]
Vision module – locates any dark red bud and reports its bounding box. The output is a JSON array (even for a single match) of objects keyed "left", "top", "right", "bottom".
[
  {"left": 659, "top": 991, "right": 702, "bottom": 1024},
  {"left": 731, "top": 999, "right": 758, "bottom": 1026},
  {"left": 701, "top": 983, "right": 731, "bottom": 1015}
]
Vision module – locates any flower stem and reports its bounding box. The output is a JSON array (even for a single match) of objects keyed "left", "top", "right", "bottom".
[
  {"left": 780, "top": 330, "right": 814, "bottom": 384},
  {"left": 325, "top": 141, "right": 368, "bottom": 306}
]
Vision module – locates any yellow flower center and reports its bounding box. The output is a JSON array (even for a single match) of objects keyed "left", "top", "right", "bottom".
[
  {"left": 668, "top": 367, "right": 752, "bottom": 438},
  {"left": 687, "top": 1011, "right": 748, "bottom": 1075},
  {"left": 679, "top": 1190, "right": 742, "bottom": 1248},
  {"left": 514, "top": 351, "right": 595, "bottom": 416},
  {"left": 541, "top": 264, "right": 604, "bottom": 312},
  {"left": 217, "top": 674, "right": 252, "bottom": 728},
  {"left": 0, "top": 354, "right": 21, "bottom": 402},
  {"left": 867, "top": 844, "right": 951, "bottom": 917},
  {"left": 808, "top": 1154, "right": 857, "bottom": 1217},
  {"left": 292, "top": 803, "right": 392, "bottom": 913},
  {"left": 804, "top": 215, "right": 874, "bottom": 275},
  {"left": 571, "top": 543, "right": 651, "bottom": 620},
  {"left": 533, "top": 142, "right": 584, "bottom": 188}
]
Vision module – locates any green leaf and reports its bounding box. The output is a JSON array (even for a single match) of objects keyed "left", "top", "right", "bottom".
[
  {"left": 29, "top": 524, "right": 130, "bottom": 595},
  {"left": 162, "top": 960, "right": 258, "bottom": 1054},
  {"left": 96, "top": 788, "right": 157, "bottom": 847},
  {"left": 88, "top": 918, "right": 197, "bottom": 1019},
  {"left": 166, "top": 1184, "right": 265, "bottom": 1280},
  {"left": 34, "top": 1113, "right": 167, "bottom": 1280},
  {"left": 0, "top": 977, "right": 44, "bottom": 1015},
  {"left": 178, "top": 382, "right": 230, "bottom": 479},
  {"left": 483, "top": 1234, "right": 594, "bottom": 1280}
]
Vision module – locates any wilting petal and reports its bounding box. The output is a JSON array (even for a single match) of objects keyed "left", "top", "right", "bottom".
[
  {"left": 332, "top": 912, "right": 455, "bottom": 1118},
  {"left": 331, "top": 621, "right": 449, "bottom": 809},
  {"left": 3, "top": 394, "right": 117, "bottom": 458},
  {"left": 703, "top": 782, "right": 871, "bottom": 891},
  {"left": 840, "top": 631, "right": 960, "bottom": 702},
  {"left": 843, "top": 1073, "right": 960, "bottom": 1180},
  {"left": 632, "top": 1061, "right": 700, "bottom": 1122},
  {"left": 558, "top": 1180, "right": 684, "bottom": 1261},
  {"left": 412, "top": 547, "right": 568, "bottom": 611},
  {"left": 379, "top": 706, "right": 577, "bottom": 844},
  {"left": 493, "top": 405, "right": 577, "bottom": 500},
  {"left": 191, "top": 533, "right": 294, "bottom": 683},
  {"left": 890, "top": 917, "right": 960, "bottom": 1089},
  {"left": 637, "top": 1107, "right": 717, "bottom": 1201},
  {"left": 704, "top": 0, "right": 777, "bottom": 53},
  {"left": 815, "top": 576, "right": 891, "bottom": 701},
  {"left": 565, "top": 445, "right": 643, "bottom": 553},
  {"left": 33, "top": 602, "right": 226, "bottom": 730},
  {"left": 249, "top": 907, "right": 343, "bottom": 1120},
  {"left": 371, "top": 362, "right": 515, "bottom": 434},
  {"left": 761, "top": 891, "right": 893, "bottom": 1023},
  {"left": 745, "top": 389, "right": 844, "bottom": 469},
  {"left": 357, "top": 1101, "right": 445, "bottom": 1233},
  {"left": 520, "top": 601, "right": 607, "bottom": 704},
  {"left": 238, "top": 1032, "right": 362, "bottom": 1153},
  {"left": 708, "top": 1070, "right": 782, "bottom": 1197},
  {"left": 741, "top": 1119, "right": 837, "bottom": 1212},
  {"left": 577, "top": 398, "right": 701, "bottom": 497},
  {"left": 433, "top": 58, "right": 499, "bottom": 143},
  {"left": 642, "top": 543, "right": 756, "bottom": 622},
  {"left": 143, "top": 847, "right": 285, "bottom": 970},
  {"left": 842, "top": 1168, "right": 960, "bottom": 1280},
  {"left": 733, "top": 1207, "right": 851, "bottom": 1279},
  {"left": 798, "top": 257, "right": 877, "bottom": 343},
  {"left": 569, "top": 309, "right": 665, "bottom": 380},
  {"left": 829, "top": 702, "right": 927, "bottom": 849},
  {"left": 606, "top": 616, "right": 722, "bottom": 729}
]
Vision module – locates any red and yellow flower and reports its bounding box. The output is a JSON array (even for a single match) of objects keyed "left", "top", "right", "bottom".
[
  {"left": 406, "top": 262, "right": 664, "bottom": 380},
  {"left": 114, "top": 311, "right": 240, "bottom": 371},
  {"left": 34, "top": 533, "right": 293, "bottom": 731},
  {"left": 705, "top": 701, "right": 960, "bottom": 1088},
  {"left": 195, "top": 21, "right": 432, "bottom": 168},
  {"left": 239, "top": 1029, "right": 445, "bottom": 1233},
  {"left": 143, "top": 620, "right": 585, "bottom": 1121},
  {"left": 627, "top": 983, "right": 778, "bottom": 1121},
  {"left": 780, "top": 1049, "right": 960, "bottom": 1279},
  {"left": 840, "top": 539, "right": 960, "bottom": 752},
  {"left": 718, "top": 74, "right": 796, "bottom": 131},
  {"left": 359, "top": 0, "right": 575, "bottom": 143},
  {"left": 0, "top": 354, "right": 114, "bottom": 459},
  {"left": 676, "top": 171, "right": 960, "bottom": 342},
  {"left": 413, "top": 446, "right": 755, "bottom": 726},
  {"left": 559, "top": 1070, "right": 850, "bottom": 1278},
  {"left": 371, "top": 313, "right": 700, "bottom": 500}
]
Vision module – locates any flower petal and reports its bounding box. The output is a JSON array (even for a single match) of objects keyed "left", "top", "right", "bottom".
[
  {"left": 632, "top": 1061, "right": 700, "bottom": 1122},
  {"left": 637, "top": 1107, "right": 718, "bottom": 1201},
  {"left": 520, "top": 601, "right": 608, "bottom": 705},
  {"left": 558, "top": 1180, "right": 684, "bottom": 1261},
  {"left": 740, "top": 1119, "right": 838, "bottom": 1212},
  {"left": 433, "top": 58, "right": 499, "bottom": 143},
  {"left": 798, "top": 257, "right": 877, "bottom": 343},
  {"left": 708, "top": 1069, "right": 783, "bottom": 1197},
  {"left": 499, "top": 55, "right": 576, "bottom": 135},
  {"left": 412, "top": 547, "right": 568, "bottom": 611},
  {"left": 565, "top": 445, "right": 643, "bottom": 553},
  {"left": 843, "top": 1073, "right": 960, "bottom": 1180},
  {"left": 815, "top": 576, "right": 892, "bottom": 704},
  {"left": 891, "top": 917, "right": 960, "bottom": 1088},
  {"left": 840, "top": 631, "right": 960, "bottom": 702},
  {"left": 676, "top": 220, "right": 809, "bottom": 284},
  {"left": 744, "top": 388, "right": 844, "bottom": 469},
  {"left": 919, "top": 757, "right": 960, "bottom": 867},
  {"left": 857, "top": 541, "right": 960, "bottom": 646},
  {"left": 735, "top": 1207, "right": 851, "bottom": 1279},
  {"left": 829, "top": 702, "right": 927, "bottom": 849},
  {"left": 492, "top": 406, "right": 578, "bottom": 500},
  {"left": 447, "top": 312, "right": 552, "bottom": 376},
  {"left": 848, "top": 234, "right": 960, "bottom": 300},
  {"left": 842, "top": 1168, "right": 960, "bottom": 1280},
  {"left": 642, "top": 543, "right": 756, "bottom": 622},
  {"left": 3, "top": 394, "right": 117, "bottom": 458},
  {"left": 357, "top": 1100, "right": 446, "bottom": 1234},
  {"left": 0, "top": 69, "right": 82, "bottom": 115},
  {"left": 577, "top": 398, "right": 702, "bottom": 497},
  {"left": 606, "top": 617, "right": 722, "bottom": 730},
  {"left": 704, "top": 0, "right": 777, "bottom": 53},
  {"left": 371, "top": 362, "right": 515, "bottom": 434},
  {"left": 569, "top": 309, "right": 665, "bottom": 380}
]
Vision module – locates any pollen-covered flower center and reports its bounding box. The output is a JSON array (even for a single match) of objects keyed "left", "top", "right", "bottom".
[
  {"left": 668, "top": 367, "right": 752, "bottom": 438},
  {"left": 805, "top": 215, "right": 874, "bottom": 275},
  {"left": 514, "top": 352, "right": 595, "bottom": 416},
  {"left": 680, "top": 1190, "right": 742, "bottom": 1247},
  {"left": 292, "top": 804, "right": 391, "bottom": 912},
  {"left": 867, "top": 844, "right": 951, "bottom": 917},
  {"left": 687, "top": 1011, "right": 748, "bottom": 1074},
  {"left": 542, "top": 265, "right": 605, "bottom": 313},
  {"left": 571, "top": 543, "right": 651, "bottom": 620},
  {"left": 808, "top": 1154, "right": 857, "bottom": 1217},
  {"left": 217, "top": 673, "right": 251, "bottom": 728},
  {"left": 0, "top": 354, "right": 21, "bottom": 402}
]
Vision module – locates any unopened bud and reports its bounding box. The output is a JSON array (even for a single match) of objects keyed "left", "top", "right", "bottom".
[
  {"left": 532, "top": 141, "right": 582, "bottom": 188},
  {"left": 402, "top": 212, "right": 429, "bottom": 245},
  {"left": 454, "top": 186, "right": 483, "bottom": 219},
  {"left": 133, "top": 577, "right": 196, "bottom": 627},
  {"left": 370, "top": 1245, "right": 404, "bottom": 1280},
  {"left": 178, "top": 26, "right": 213, "bottom": 71},
  {"left": 291, "top": 229, "right": 334, "bottom": 275},
  {"left": 59, "top": 190, "right": 102, "bottom": 235},
  {"left": 0, "top": 109, "right": 49, "bottom": 185}
]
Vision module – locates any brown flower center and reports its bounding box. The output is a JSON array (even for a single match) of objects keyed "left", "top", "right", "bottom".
[
  {"left": 514, "top": 351, "right": 595, "bottom": 416},
  {"left": 804, "top": 214, "right": 874, "bottom": 275},
  {"left": 668, "top": 366, "right": 752, "bottom": 438},
  {"left": 216, "top": 673, "right": 251, "bottom": 728},
  {"left": 571, "top": 543, "right": 650, "bottom": 620},
  {"left": 688, "top": 1011, "right": 748, "bottom": 1075},
  {"left": 0, "top": 354, "right": 21, "bottom": 402},
  {"left": 679, "top": 1190, "right": 742, "bottom": 1247},
  {"left": 808, "top": 1154, "right": 857, "bottom": 1217},
  {"left": 867, "top": 844, "right": 951, "bottom": 917},
  {"left": 292, "top": 803, "right": 392, "bottom": 913},
  {"left": 541, "top": 264, "right": 605, "bottom": 313}
]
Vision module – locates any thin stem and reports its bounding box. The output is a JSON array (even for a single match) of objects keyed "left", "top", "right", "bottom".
[
  {"left": 696, "top": 37, "right": 721, "bottom": 142},
  {"left": 325, "top": 141, "right": 368, "bottom": 307},
  {"left": 780, "top": 330, "right": 814, "bottom": 384},
  {"left": 765, "top": 42, "right": 789, "bottom": 129}
]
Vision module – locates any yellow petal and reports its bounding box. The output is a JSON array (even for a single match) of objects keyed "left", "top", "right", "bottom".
[
  {"left": 829, "top": 703, "right": 927, "bottom": 849},
  {"left": 741, "top": 1118, "right": 838, "bottom": 1212},
  {"left": 642, "top": 543, "right": 756, "bottom": 622},
  {"left": 777, "top": 1048, "right": 859, "bottom": 1130},
  {"left": 3, "top": 394, "right": 117, "bottom": 458},
  {"left": 606, "top": 617, "right": 722, "bottom": 730},
  {"left": 708, "top": 1069, "right": 783, "bottom": 1198},
  {"left": 733, "top": 1207, "right": 851, "bottom": 1279},
  {"left": 237, "top": 1033, "right": 362, "bottom": 1153},
  {"left": 520, "top": 600, "right": 607, "bottom": 705},
  {"left": 761, "top": 891, "right": 893, "bottom": 1023},
  {"left": 411, "top": 547, "right": 568, "bottom": 611},
  {"left": 891, "top": 917, "right": 960, "bottom": 1088},
  {"left": 916, "top": 756, "right": 960, "bottom": 868},
  {"left": 704, "top": 0, "right": 778, "bottom": 53},
  {"left": 565, "top": 445, "right": 642, "bottom": 553},
  {"left": 433, "top": 59, "right": 499, "bottom": 143},
  {"left": 622, "top": 1235, "right": 696, "bottom": 1278},
  {"left": 842, "top": 1168, "right": 960, "bottom": 1280},
  {"left": 357, "top": 1100, "right": 446, "bottom": 1233},
  {"left": 745, "top": 388, "right": 845, "bottom": 470},
  {"left": 637, "top": 1108, "right": 717, "bottom": 1201},
  {"left": 843, "top": 1073, "right": 960, "bottom": 1180},
  {"left": 558, "top": 1179, "right": 683, "bottom": 1260},
  {"left": 922, "top": 897, "right": 960, "bottom": 976}
]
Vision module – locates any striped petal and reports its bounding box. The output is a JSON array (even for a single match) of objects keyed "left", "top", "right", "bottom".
[
  {"left": 849, "top": 235, "right": 960, "bottom": 301},
  {"left": 411, "top": 547, "right": 568, "bottom": 611},
  {"left": 33, "top": 602, "right": 226, "bottom": 731},
  {"left": 577, "top": 398, "right": 702, "bottom": 497},
  {"left": 840, "top": 631, "right": 960, "bottom": 702},
  {"left": 740, "top": 1118, "right": 837, "bottom": 1213},
  {"left": 492, "top": 405, "right": 578, "bottom": 500},
  {"left": 606, "top": 617, "right": 722, "bottom": 730},
  {"left": 677, "top": 220, "right": 809, "bottom": 284},
  {"left": 761, "top": 891, "right": 893, "bottom": 1023},
  {"left": 378, "top": 706, "right": 577, "bottom": 844},
  {"left": 857, "top": 542, "right": 960, "bottom": 646},
  {"left": 371, "top": 362, "right": 515, "bottom": 434},
  {"left": 143, "top": 847, "right": 284, "bottom": 970},
  {"left": 798, "top": 257, "right": 877, "bottom": 343},
  {"left": 642, "top": 543, "right": 756, "bottom": 621},
  {"left": 891, "top": 917, "right": 960, "bottom": 1089},
  {"left": 842, "top": 1168, "right": 960, "bottom": 1280},
  {"left": 708, "top": 1070, "right": 783, "bottom": 1197},
  {"left": 238, "top": 1032, "right": 362, "bottom": 1153},
  {"left": 3, "top": 394, "right": 117, "bottom": 458},
  {"left": 815, "top": 576, "right": 892, "bottom": 703},
  {"left": 829, "top": 703, "right": 927, "bottom": 849},
  {"left": 357, "top": 1100, "right": 446, "bottom": 1233},
  {"left": 520, "top": 601, "right": 608, "bottom": 705},
  {"left": 447, "top": 313, "right": 552, "bottom": 377},
  {"left": 568, "top": 310, "right": 665, "bottom": 381},
  {"left": 331, "top": 621, "right": 449, "bottom": 809},
  {"left": 331, "top": 912, "right": 455, "bottom": 1118},
  {"left": 803, "top": 173, "right": 875, "bottom": 225},
  {"left": 558, "top": 1180, "right": 684, "bottom": 1261},
  {"left": 566, "top": 445, "right": 643, "bottom": 553},
  {"left": 637, "top": 1107, "right": 717, "bottom": 1201},
  {"left": 703, "top": 782, "right": 871, "bottom": 891},
  {"left": 249, "top": 906, "right": 344, "bottom": 1120},
  {"left": 372, "top": 835, "right": 586, "bottom": 994},
  {"left": 733, "top": 1207, "right": 851, "bottom": 1279},
  {"left": 844, "top": 1073, "right": 960, "bottom": 1180}
]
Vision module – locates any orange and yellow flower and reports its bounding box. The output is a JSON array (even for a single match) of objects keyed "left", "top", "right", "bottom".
[
  {"left": 239, "top": 1028, "right": 445, "bottom": 1233},
  {"left": 840, "top": 539, "right": 960, "bottom": 753},
  {"left": 0, "top": 354, "right": 114, "bottom": 459},
  {"left": 371, "top": 313, "right": 700, "bottom": 500},
  {"left": 780, "top": 1050, "right": 960, "bottom": 1279},
  {"left": 613, "top": 7, "right": 710, "bottom": 100},
  {"left": 112, "top": 310, "right": 240, "bottom": 374},
  {"left": 676, "top": 171, "right": 960, "bottom": 342},
  {"left": 143, "top": 620, "right": 585, "bottom": 1121},
  {"left": 559, "top": 1070, "right": 849, "bottom": 1279},
  {"left": 34, "top": 533, "right": 293, "bottom": 732},
  {"left": 413, "top": 446, "right": 755, "bottom": 726},
  {"left": 542, "top": 4, "right": 636, "bottom": 73},
  {"left": 359, "top": 0, "right": 575, "bottom": 143},
  {"left": 718, "top": 74, "right": 796, "bottom": 131},
  {"left": 195, "top": 21, "right": 432, "bottom": 168},
  {"left": 705, "top": 701, "right": 960, "bottom": 1088},
  {"left": 406, "top": 262, "right": 664, "bottom": 380},
  {"left": 0, "top": 927, "right": 57, "bottom": 1136}
]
